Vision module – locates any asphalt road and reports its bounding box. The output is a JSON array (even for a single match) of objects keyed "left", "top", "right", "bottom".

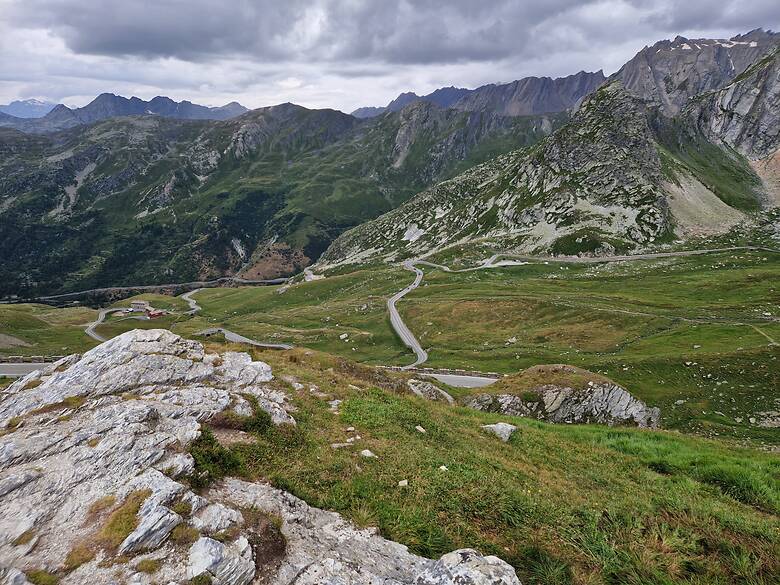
[
  {"left": 180, "top": 289, "right": 202, "bottom": 314},
  {"left": 422, "top": 373, "right": 498, "bottom": 388},
  {"left": 387, "top": 260, "right": 428, "bottom": 369},
  {"left": 196, "top": 328, "right": 293, "bottom": 350},
  {"left": 0, "top": 363, "right": 49, "bottom": 377},
  {"left": 84, "top": 308, "right": 125, "bottom": 342}
]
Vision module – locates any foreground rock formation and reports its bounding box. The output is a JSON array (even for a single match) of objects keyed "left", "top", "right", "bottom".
[
  {"left": 0, "top": 329, "right": 520, "bottom": 585},
  {"left": 464, "top": 365, "right": 661, "bottom": 428}
]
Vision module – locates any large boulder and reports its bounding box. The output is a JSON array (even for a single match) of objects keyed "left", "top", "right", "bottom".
[
  {"left": 464, "top": 364, "right": 660, "bottom": 428},
  {"left": 0, "top": 329, "right": 521, "bottom": 584}
]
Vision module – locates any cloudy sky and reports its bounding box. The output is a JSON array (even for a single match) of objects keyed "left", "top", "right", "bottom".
[{"left": 0, "top": 0, "right": 777, "bottom": 112}]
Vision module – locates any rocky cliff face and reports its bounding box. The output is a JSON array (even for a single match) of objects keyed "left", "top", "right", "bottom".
[
  {"left": 612, "top": 29, "right": 779, "bottom": 116},
  {"left": 0, "top": 329, "right": 520, "bottom": 585},
  {"left": 684, "top": 49, "right": 779, "bottom": 161}
]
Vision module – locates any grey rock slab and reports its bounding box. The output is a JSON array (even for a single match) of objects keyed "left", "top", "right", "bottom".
[
  {"left": 119, "top": 503, "right": 181, "bottom": 554},
  {"left": 481, "top": 423, "right": 517, "bottom": 442},
  {"left": 415, "top": 548, "right": 521, "bottom": 585},
  {"left": 190, "top": 503, "right": 244, "bottom": 533},
  {"left": 188, "top": 536, "right": 255, "bottom": 585}
]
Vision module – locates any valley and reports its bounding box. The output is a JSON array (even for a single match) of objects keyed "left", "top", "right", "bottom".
[
  {"left": 1, "top": 20, "right": 779, "bottom": 585},
  {"left": 3, "top": 246, "right": 778, "bottom": 445}
]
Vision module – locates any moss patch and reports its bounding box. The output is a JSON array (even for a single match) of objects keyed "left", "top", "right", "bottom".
[{"left": 97, "top": 489, "right": 151, "bottom": 551}]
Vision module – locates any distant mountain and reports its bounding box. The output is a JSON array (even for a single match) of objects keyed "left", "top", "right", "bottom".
[
  {"left": 451, "top": 70, "right": 606, "bottom": 116},
  {"left": 351, "top": 73, "right": 604, "bottom": 119},
  {"left": 0, "top": 93, "right": 249, "bottom": 133},
  {"left": 352, "top": 87, "right": 471, "bottom": 118},
  {"left": 0, "top": 99, "right": 57, "bottom": 118},
  {"left": 611, "top": 28, "right": 779, "bottom": 115}
]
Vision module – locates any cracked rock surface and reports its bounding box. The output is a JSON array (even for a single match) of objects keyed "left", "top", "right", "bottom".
[
  {"left": 465, "top": 370, "right": 660, "bottom": 429},
  {"left": 0, "top": 329, "right": 520, "bottom": 585}
]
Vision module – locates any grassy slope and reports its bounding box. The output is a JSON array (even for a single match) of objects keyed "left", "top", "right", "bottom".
[
  {"left": 194, "top": 346, "right": 780, "bottom": 585},
  {"left": 0, "top": 304, "right": 98, "bottom": 356}
]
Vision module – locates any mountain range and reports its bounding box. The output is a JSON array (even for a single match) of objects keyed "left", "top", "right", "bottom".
[
  {"left": 0, "top": 29, "right": 778, "bottom": 297},
  {"left": 321, "top": 30, "right": 780, "bottom": 266},
  {"left": 0, "top": 100, "right": 563, "bottom": 297},
  {"left": 0, "top": 98, "right": 57, "bottom": 118},
  {"left": 0, "top": 93, "right": 248, "bottom": 133},
  {"left": 352, "top": 71, "right": 606, "bottom": 118}
]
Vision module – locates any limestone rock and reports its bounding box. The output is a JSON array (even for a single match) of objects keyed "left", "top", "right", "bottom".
[
  {"left": 187, "top": 536, "right": 255, "bottom": 585},
  {"left": 0, "top": 329, "right": 521, "bottom": 584},
  {"left": 407, "top": 379, "right": 454, "bottom": 404},
  {"left": 481, "top": 423, "right": 517, "bottom": 442},
  {"left": 415, "top": 548, "right": 521, "bottom": 585},
  {"left": 190, "top": 503, "right": 244, "bottom": 533},
  {"left": 119, "top": 501, "right": 181, "bottom": 554}
]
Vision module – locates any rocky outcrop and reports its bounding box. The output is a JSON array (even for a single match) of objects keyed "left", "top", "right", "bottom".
[
  {"left": 407, "top": 379, "right": 454, "bottom": 404},
  {"left": 612, "top": 29, "right": 779, "bottom": 116},
  {"left": 465, "top": 377, "right": 660, "bottom": 429},
  {"left": 0, "top": 329, "right": 520, "bottom": 584},
  {"left": 685, "top": 49, "right": 779, "bottom": 161}
]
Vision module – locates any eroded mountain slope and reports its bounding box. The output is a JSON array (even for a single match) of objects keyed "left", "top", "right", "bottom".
[{"left": 0, "top": 102, "right": 562, "bottom": 297}]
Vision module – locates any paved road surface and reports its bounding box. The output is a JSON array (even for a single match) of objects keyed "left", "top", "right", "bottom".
[
  {"left": 196, "top": 328, "right": 293, "bottom": 350},
  {"left": 387, "top": 246, "right": 780, "bottom": 369},
  {"left": 387, "top": 261, "right": 428, "bottom": 369},
  {"left": 180, "top": 289, "right": 202, "bottom": 314},
  {"left": 421, "top": 373, "right": 498, "bottom": 388},
  {"left": 0, "top": 363, "right": 50, "bottom": 377},
  {"left": 84, "top": 308, "right": 126, "bottom": 342}
]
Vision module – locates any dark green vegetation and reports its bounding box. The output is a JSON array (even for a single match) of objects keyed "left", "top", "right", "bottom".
[
  {"left": 0, "top": 102, "right": 564, "bottom": 297},
  {"left": 192, "top": 347, "right": 780, "bottom": 585}
]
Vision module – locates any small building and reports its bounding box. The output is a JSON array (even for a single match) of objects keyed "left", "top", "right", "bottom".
[
  {"left": 146, "top": 309, "right": 167, "bottom": 319},
  {"left": 130, "top": 300, "right": 151, "bottom": 312}
]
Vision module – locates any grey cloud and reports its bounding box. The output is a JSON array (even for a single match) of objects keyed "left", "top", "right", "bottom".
[{"left": 0, "top": 0, "right": 777, "bottom": 112}]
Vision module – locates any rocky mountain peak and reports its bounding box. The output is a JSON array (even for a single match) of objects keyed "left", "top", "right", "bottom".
[{"left": 612, "top": 29, "right": 780, "bottom": 115}]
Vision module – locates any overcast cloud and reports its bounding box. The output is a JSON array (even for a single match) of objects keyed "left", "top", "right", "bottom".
[{"left": 0, "top": 0, "right": 777, "bottom": 112}]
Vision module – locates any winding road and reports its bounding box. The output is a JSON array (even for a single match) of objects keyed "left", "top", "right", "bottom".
[
  {"left": 387, "top": 245, "right": 780, "bottom": 370},
  {"left": 387, "top": 260, "right": 428, "bottom": 368},
  {"left": 84, "top": 308, "right": 127, "bottom": 342},
  {"left": 180, "top": 289, "right": 202, "bottom": 314},
  {"left": 178, "top": 289, "right": 294, "bottom": 350}
]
